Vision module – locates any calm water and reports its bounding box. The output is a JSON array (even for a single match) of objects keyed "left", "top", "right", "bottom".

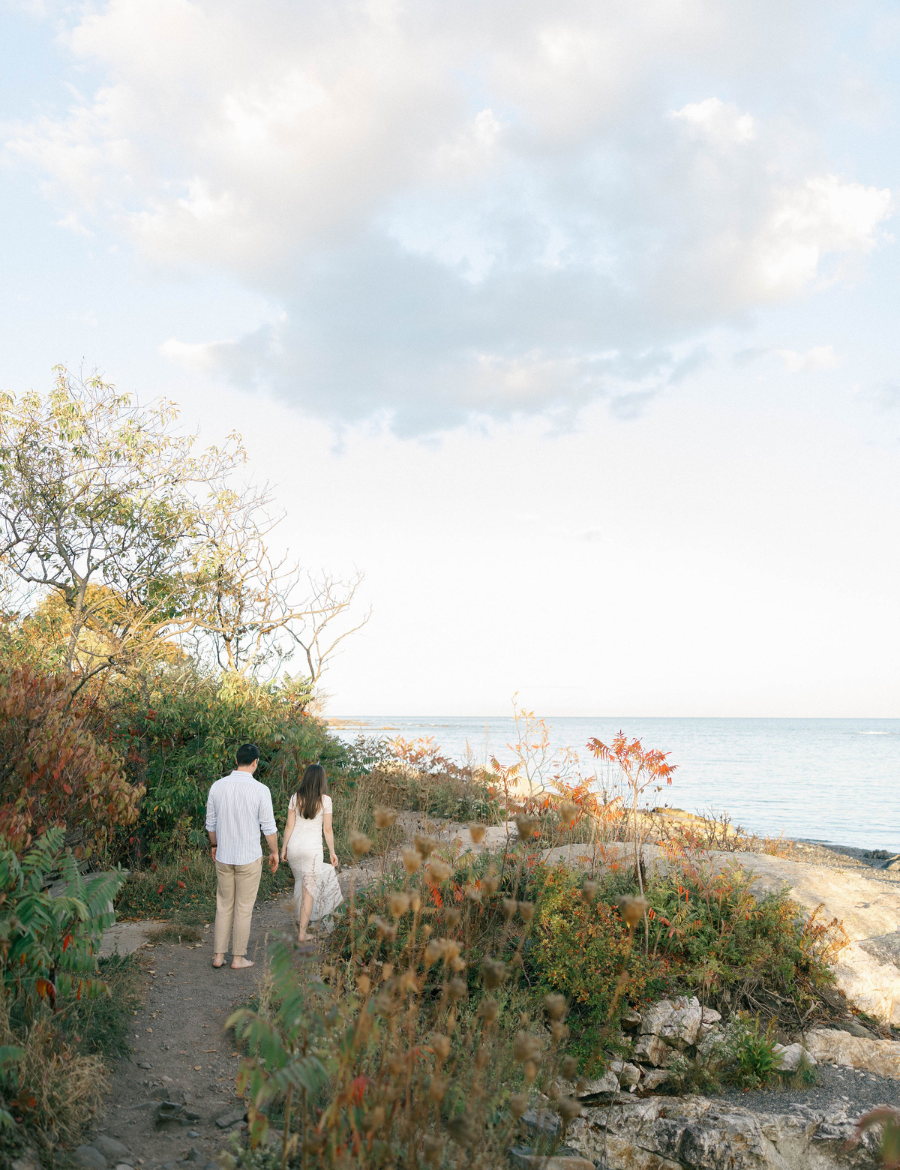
[{"left": 330, "top": 716, "right": 900, "bottom": 852}]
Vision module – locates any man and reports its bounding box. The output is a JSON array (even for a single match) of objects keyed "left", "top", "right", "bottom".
[{"left": 206, "top": 743, "right": 279, "bottom": 970}]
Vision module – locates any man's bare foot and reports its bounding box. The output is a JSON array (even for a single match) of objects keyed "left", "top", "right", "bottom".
[
  {"left": 297, "top": 933, "right": 307, "bottom": 944},
  {"left": 231, "top": 956, "right": 254, "bottom": 969},
  {"left": 212, "top": 954, "right": 226, "bottom": 968}
]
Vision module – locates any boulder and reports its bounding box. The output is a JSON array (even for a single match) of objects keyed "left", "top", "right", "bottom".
[
  {"left": 567, "top": 1094, "right": 880, "bottom": 1169},
  {"left": 640, "top": 1069, "right": 670, "bottom": 1091},
  {"left": 620, "top": 1009, "right": 643, "bottom": 1032},
  {"left": 510, "top": 1150, "right": 594, "bottom": 1170},
  {"left": 633, "top": 1033, "right": 669, "bottom": 1067},
  {"left": 771, "top": 1042, "right": 815, "bottom": 1072},
  {"left": 72, "top": 1149, "right": 107, "bottom": 1170},
  {"left": 640, "top": 999, "right": 676, "bottom": 1036},
  {"left": 577, "top": 1071, "right": 618, "bottom": 1097},
  {"left": 610, "top": 1061, "right": 641, "bottom": 1087},
  {"left": 90, "top": 1138, "right": 130, "bottom": 1162},
  {"left": 804, "top": 1027, "right": 900, "bottom": 1078},
  {"left": 700, "top": 1007, "right": 721, "bottom": 1027},
  {"left": 657, "top": 996, "right": 703, "bottom": 1049}
]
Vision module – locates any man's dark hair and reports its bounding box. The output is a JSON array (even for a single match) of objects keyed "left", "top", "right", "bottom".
[{"left": 236, "top": 743, "right": 260, "bottom": 766}]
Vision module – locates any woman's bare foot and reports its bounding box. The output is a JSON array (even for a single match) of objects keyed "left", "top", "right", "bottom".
[
  {"left": 212, "top": 954, "right": 226, "bottom": 968},
  {"left": 231, "top": 956, "right": 254, "bottom": 969}
]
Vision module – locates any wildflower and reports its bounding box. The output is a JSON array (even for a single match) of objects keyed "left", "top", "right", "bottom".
[
  {"left": 558, "top": 800, "right": 578, "bottom": 830},
  {"left": 402, "top": 848, "right": 422, "bottom": 874},
  {"left": 428, "top": 857, "right": 452, "bottom": 882},
  {"left": 501, "top": 898, "right": 517, "bottom": 920},
  {"left": 617, "top": 894, "right": 648, "bottom": 929},
  {"left": 518, "top": 900, "right": 535, "bottom": 922},
  {"left": 415, "top": 833, "right": 439, "bottom": 858},
  {"left": 481, "top": 958, "right": 507, "bottom": 989},
  {"left": 509, "top": 1093, "right": 529, "bottom": 1118},
  {"left": 581, "top": 880, "right": 598, "bottom": 903},
  {"left": 448, "top": 977, "right": 467, "bottom": 1001},
  {"left": 544, "top": 993, "right": 567, "bottom": 1020},
  {"left": 388, "top": 891, "right": 410, "bottom": 917},
  {"left": 469, "top": 823, "right": 487, "bottom": 844},
  {"left": 556, "top": 1097, "right": 582, "bottom": 1123},
  {"left": 431, "top": 1034, "right": 451, "bottom": 1060},
  {"left": 515, "top": 813, "right": 540, "bottom": 841},
  {"left": 479, "top": 998, "right": 499, "bottom": 1023},
  {"left": 513, "top": 1032, "right": 542, "bottom": 1064},
  {"left": 561, "top": 1056, "right": 578, "bottom": 1080},
  {"left": 374, "top": 806, "right": 398, "bottom": 829},
  {"left": 350, "top": 830, "right": 372, "bottom": 857}
]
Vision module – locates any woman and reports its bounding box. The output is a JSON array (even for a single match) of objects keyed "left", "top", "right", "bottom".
[{"left": 281, "top": 763, "right": 343, "bottom": 941}]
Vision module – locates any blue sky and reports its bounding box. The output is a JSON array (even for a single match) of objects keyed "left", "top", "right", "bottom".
[{"left": 2, "top": 0, "right": 899, "bottom": 716}]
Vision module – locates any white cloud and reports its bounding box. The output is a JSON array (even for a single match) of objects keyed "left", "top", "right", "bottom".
[
  {"left": 778, "top": 345, "right": 840, "bottom": 372},
  {"left": 2, "top": 0, "right": 893, "bottom": 429}
]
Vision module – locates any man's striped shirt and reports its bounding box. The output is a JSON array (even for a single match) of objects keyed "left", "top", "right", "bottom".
[{"left": 205, "top": 771, "right": 278, "bottom": 865}]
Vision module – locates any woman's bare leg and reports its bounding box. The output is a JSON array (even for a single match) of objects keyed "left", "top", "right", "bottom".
[{"left": 297, "top": 887, "right": 314, "bottom": 942}]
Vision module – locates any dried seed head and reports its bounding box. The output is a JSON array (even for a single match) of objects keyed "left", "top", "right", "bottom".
[
  {"left": 445, "top": 908, "right": 461, "bottom": 928},
  {"left": 561, "top": 1055, "right": 578, "bottom": 1080},
  {"left": 509, "top": 1092, "right": 529, "bottom": 1118},
  {"left": 429, "top": 1076, "right": 448, "bottom": 1102},
  {"left": 546, "top": 1082, "right": 560, "bottom": 1101},
  {"left": 361, "top": 1105, "right": 385, "bottom": 1132},
  {"left": 402, "top": 848, "right": 422, "bottom": 874},
  {"left": 374, "top": 806, "right": 398, "bottom": 829},
  {"left": 422, "top": 924, "right": 433, "bottom": 938},
  {"left": 424, "top": 939, "right": 443, "bottom": 968},
  {"left": 374, "top": 916, "right": 397, "bottom": 941},
  {"left": 465, "top": 884, "right": 482, "bottom": 903},
  {"left": 479, "top": 997, "right": 499, "bottom": 1024},
  {"left": 350, "top": 830, "right": 372, "bottom": 857},
  {"left": 581, "top": 880, "right": 598, "bottom": 904},
  {"left": 481, "top": 958, "right": 507, "bottom": 989},
  {"left": 451, "top": 956, "right": 466, "bottom": 973},
  {"left": 409, "top": 890, "right": 422, "bottom": 913},
  {"left": 431, "top": 1033, "right": 451, "bottom": 1060},
  {"left": 518, "top": 900, "right": 535, "bottom": 923},
  {"left": 523, "top": 1060, "right": 538, "bottom": 1083},
  {"left": 448, "top": 977, "right": 467, "bottom": 1002},
  {"left": 388, "top": 1054, "right": 406, "bottom": 1076},
  {"left": 399, "top": 969, "right": 419, "bottom": 993},
  {"left": 550, "top": 1021, "right": 569, "bottom": 1043},
  {"left": 513, "top": 1032, "right": 542, "bottom": 1064},
  {"left": 556, "top": 1096, "right": 583, "bottom": 1123},
  {"left": 515, "top": 814, "right": 539, "bottom": 841},
  {"left": 483, "top": 866, "right": 500, "bottom": 895},
  {"left": 544, "top": 993, "right": 567, "bottom": 1020},
  {"left": 382, "top": 962, "right": 394, "bottom": 980},
  {"left": 446, "top": 1115, "right": 473, "bottom": 1145},
  {"left": 469, "top": 823, "right": 487, "bottom": 845},
  {"left": 428, "top": 857, "right": 452, "bottom": 882},
  {"left": 321, "top": 965, "right": 336, "bottom": 980},
  {"left": 373, "top": 992, "right": 392, "bottom": 1015},
  {"left": 474, "top": 1046, "right": 490, "bottom": 1070},
  {"left": 617, "top": 894, "right": 649, "bottom": 929},
  {"left": 422, "top": 1137, "right": 443, "bottom": 1166},
  {"left": 558, "top": 801, "right": 578, "bottom": 830},
  {"left": 440, "top": 939, "right": 461, "bottom": 966},
  {"left": 388, "top": 891, "right": 410, "bottom": 918},
  {"left": 415, "top": 833, "right": 439, "bottom": 858},
  {"left": 501, "top": 897, "right": 517, "bottom": 920},
  {"left": 356, "top": 974, "right": 371, "bottom": 995}
]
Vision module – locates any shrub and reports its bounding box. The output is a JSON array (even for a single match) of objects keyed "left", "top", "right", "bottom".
[{"left": 0, "top": 666, "right": 142, "bottom": 858}]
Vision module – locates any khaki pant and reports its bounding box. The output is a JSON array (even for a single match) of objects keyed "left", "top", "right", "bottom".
[{"left": 214, "top": 858, "right": 262, "bottom": 956}]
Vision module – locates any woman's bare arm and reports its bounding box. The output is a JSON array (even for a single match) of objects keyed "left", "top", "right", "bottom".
[
  {"left": 281, "top": 807, "right": 296, "bottom": 860},
  {"left": 323, "top": 812, "right": 338, "bottom": 865}
]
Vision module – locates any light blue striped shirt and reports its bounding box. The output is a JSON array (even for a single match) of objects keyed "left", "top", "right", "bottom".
[{"left": 205, "top": 771, "right": 278, "bottom": 865}]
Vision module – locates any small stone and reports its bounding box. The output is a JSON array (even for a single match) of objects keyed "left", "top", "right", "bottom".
[
  {"left": 73, "top": 1148, "right": 108, "bottom": 1170},
  {"left": 91, "top": 1137, "right": 130, "bottom": 1162},
  {"left": 183, "top": 1149, "right": 202, "bottom": 1163},
  {"left": 136, "top": 1061, "right": 153, "bottom": 1070},
  {"left": 113, "top": 1165, "right": 134, "bottom": 1170},
  {"left": 11, "top": 1157, "right": 43, "bottom": 1170},
  {"left": 633, "top": 1033, "right": 669, "bottom": 1066},
  {"left": 773, "top": 1042, "right": 815, "bottom": 1072},
  {"left": 620, "top": 1009, "right": 642, "bottom": 1031},
  {"left": 186, "top": 1130, "right": 200, "bottom": 1138},
  {"left": 700, "top": 1006, "right": 722, "bottom": 1026},
  {"left": 215, "top": 1111, "right": 246, "bottom": 1130},
  {"left": 577, "top": 1071, "right": 618, "bottom": 1096},
  {"left": 610, "top": 1061, "right": 641, "bottom": 1087},
  {"left": 641, "top": 1068, "right": 670, "bottom": 1090}
]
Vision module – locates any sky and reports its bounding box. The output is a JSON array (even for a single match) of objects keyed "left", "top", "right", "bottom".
[{"left": 1, "top": 0, "right": 899, "bottom": 717}]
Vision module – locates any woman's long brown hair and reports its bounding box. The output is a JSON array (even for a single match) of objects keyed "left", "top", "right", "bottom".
[{"left": 296, "top": 763, "right": 327, "bottom": 820}]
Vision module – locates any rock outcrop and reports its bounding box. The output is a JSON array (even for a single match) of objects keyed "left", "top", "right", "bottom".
[
  {"left": 568, "top": 1095, "right": 880, "bottom": 1169},
  {"left": 804, "top": 1027, "right": 900, "bottom": 1079}
]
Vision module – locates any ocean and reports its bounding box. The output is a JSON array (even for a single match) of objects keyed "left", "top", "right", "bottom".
[{"left": 329, "top": 716, "right": 900, "bottom": 853}]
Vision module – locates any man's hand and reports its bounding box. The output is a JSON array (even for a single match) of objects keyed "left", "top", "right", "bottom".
[
  {"left": 268, "top": 851, "right": 279, "bottom": 874},
  {"left": 210, "top": 845, "right": 217, "bottom": 863}
]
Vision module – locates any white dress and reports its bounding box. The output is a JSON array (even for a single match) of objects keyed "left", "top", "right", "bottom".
[{"left": 286, "top": 793, "right": 343, "bottom": 926}]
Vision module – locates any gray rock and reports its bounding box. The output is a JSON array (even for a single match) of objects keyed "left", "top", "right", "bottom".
[
  {"left": 90, "top": 1137, "right": 130, "bottom": 1162},
  {"left": 880, "top": 854, "right": 900, "bottom": 870},
  {"left": 135, "top": 1060, "right": 153, "bottom": 1070},
  {"left": 610, "top": 1061, "right": 641, "bottom": 1087},
  {"left": 858, "top": 931, "right": 900, "bottom": 971},
  {"left": 112, "top": 1165, "right": 134, "bottom": 1170},
  {"left": 183, "top": 1148, "right": 202, "bottom": 1163},
  {"left": 509, "top": 1150, "right": 594, "bottom": 1170},
  {"left": 657, "top": 995, "right": 702, "bottom": 1049},
  {"left": 836, "top": 1019, "right": 879, "bottom": 1039},
  {"left": 772, "top": 1042, "right": 815, "bottom": 1072},
  {"left": 620, "top": 1009, "right": 642, "bottom": 1031},
  {"left": 639, "top": 999, "right": 675, "bottom": 1037},
  {"left": 11, "top": 1156, "right": 43, "bottom": 1170},
  {"left": 151, "top": 1085, "right": 187, "bottom": 1103},
  {"left": 72, "top": 1148, "right": 108, "bottom": 1170},
  {"left": 700, "top": 1006, "right": 722, "bottom": 1026},
  {"left": 521, "top": 1107, "right": 561, "bottom": 1138},
  {"left": 640, "top": 1068, "right": 670, "bottom": 1091},
  {"left": 633, "top": 1032, "right": 668, "bottom": 1066},
  {"left": 214, "top": 1110, "right": 247, "bottom": 1130},
  {"left": 576, "top": 1072, "right": 618, "bottom": 1097}
]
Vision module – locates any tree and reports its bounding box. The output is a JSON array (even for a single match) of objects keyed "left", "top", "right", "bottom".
[
  {"left": 0, "top": 367, "right": 244, "bottom": 690},
  {"left": 186, "top": 483, "right": 370, "bottom": 688}
]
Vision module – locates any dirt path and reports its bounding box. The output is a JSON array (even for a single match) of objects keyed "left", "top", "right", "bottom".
[{"left": 86, "top": 899, "right": 295, "bottom": 1170}]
